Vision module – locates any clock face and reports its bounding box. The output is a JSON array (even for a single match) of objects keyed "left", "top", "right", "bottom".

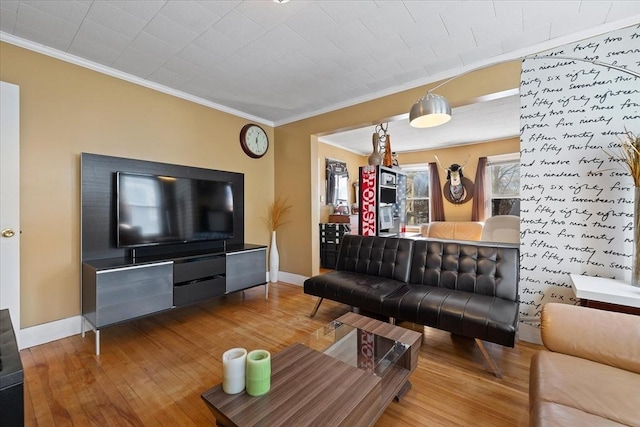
[{"left": 240, "top": 124, "right": 269, "bottom": 158}]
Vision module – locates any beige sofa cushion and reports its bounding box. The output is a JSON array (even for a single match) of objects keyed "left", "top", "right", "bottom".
[
  {"left": 419, "top": 221, "right": 483, "bottom": 241},
  {"left": 530, "top": 350, "right": 640, "bottom": 426}
]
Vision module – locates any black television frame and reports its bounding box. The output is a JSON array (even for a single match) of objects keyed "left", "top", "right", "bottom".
[{"left": 81, "top": 153, "right": 244, "bottom": 262}]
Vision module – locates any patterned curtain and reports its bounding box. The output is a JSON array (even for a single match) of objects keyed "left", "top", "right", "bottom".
[
  {"left": 471, "top": 157, "right": 487, "bottom": 222},
  {"left": 429, "top": 162, "right": 445, "bottom": 221}
]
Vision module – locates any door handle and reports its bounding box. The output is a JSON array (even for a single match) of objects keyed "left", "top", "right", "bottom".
[{"left": 1, "top": 229, "right": 15, "bottom": 238}]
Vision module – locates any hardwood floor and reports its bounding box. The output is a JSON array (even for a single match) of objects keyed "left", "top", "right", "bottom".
[{"left": 21, "top": 283, "right": 540, "bottom": 426}]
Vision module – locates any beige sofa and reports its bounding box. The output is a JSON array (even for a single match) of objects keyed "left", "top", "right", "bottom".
[
  {"left": 530, "top": 303, "right": 640, "bottom": 426},
  {"left": 420, "top": 221, "right": 484, "bottom": 241}
]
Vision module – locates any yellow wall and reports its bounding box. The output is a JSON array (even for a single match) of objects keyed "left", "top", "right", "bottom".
[
  {"left": 0, "top": 43, "right": 275, "bottom": 328},
  {"left": 277, "top": 61, "right": 522, "bottom": 277},
  {"left": 398, "top": 137, "right": 520, "bottom": 221}
]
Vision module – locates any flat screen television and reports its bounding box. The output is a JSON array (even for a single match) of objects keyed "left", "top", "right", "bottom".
[{"left": 116, "top": 171, "right": 234, "bottom": 248}]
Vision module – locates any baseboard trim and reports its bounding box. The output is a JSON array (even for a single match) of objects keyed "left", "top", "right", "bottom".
[
  {"left": 19, "top": 315, "right": 82, "bottom": 350},
  {"left": 19, "top": 271, "right": 309, "bottom": 350},
  {"left": 275, "top": 271, "right": 307, "bottom": 286},
  {"left": 517, "top": 320, "right": 542, "bottom": 345}
]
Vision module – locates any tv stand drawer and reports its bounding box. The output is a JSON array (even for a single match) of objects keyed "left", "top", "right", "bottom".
[
  {"left": 174, "top": 256, "right": 225, "bottom": 284},
  {"left": 173, "top": 276, "right": 226, "bottom": 306}
]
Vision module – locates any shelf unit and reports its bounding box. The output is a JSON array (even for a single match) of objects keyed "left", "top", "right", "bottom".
[
  {"left": 81, "top": 244, "right": 266, "bottom": 355},
  {"left": 358, "top": 165, "right": 407, "bottom": 237}
]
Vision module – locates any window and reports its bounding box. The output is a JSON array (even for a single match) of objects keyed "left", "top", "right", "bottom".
[
  {"left": 487, "top": 154, "right": 520, "bottom": 216},
  {"left": 404, "top": 164, "right": 430, "bottom": 227}
]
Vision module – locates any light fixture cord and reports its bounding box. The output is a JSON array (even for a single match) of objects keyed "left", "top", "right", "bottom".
[{"left": 423, "top": 54, "right": 640, "bottom": 96}]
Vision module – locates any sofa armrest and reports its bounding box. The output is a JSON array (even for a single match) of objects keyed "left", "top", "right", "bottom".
[{"left": 541, "top": 303, "right": 640, "bottom": 374}]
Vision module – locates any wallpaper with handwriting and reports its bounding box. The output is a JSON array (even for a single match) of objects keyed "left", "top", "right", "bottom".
[{"left": 519, "top": 24, "right": 640, "bottom": 322}]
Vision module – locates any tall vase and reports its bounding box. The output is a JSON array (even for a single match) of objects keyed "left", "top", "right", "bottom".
[
  {"left": 368, "top": 133, "right": 382, "bottom": 165},
  {"left": 383, "top": 134, "right": 393, "bottom": 167},
  {"left": 632, "top": 187, "right": 640, "bottom": 287},
  {"left": 269, "top": 230, "right": 279, "bottom": 283}
]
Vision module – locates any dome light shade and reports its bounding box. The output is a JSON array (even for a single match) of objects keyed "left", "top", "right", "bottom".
[{"left": 409, "top": 93, "right": 452, "bottom": 128}]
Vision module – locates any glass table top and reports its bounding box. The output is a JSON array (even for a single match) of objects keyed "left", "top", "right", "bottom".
[{"left": 301, "top": 319, "right": 409, "bottom": 378}]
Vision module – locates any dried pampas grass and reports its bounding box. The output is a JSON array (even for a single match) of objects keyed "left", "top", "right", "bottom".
[{"left": 265, "top": 197, "right": 292, "bottom": 232}]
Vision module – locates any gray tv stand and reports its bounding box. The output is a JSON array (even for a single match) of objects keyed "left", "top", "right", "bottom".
[{"left": 81, "top": 244, "right": 267, "bottom": 355}]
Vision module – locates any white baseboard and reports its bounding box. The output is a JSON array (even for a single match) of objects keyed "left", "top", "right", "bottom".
[
  {"left": 275, "top": 271, "right": 307, "bottom": 286},
  {"left": 517, "top": 320, "right": 542, "bottom": 345},
  {"left": 19, "top": 315, "right": 82, "bottom": 350},
  {"left": 18, "top": 271, "right": 308, "bottom": 350}
]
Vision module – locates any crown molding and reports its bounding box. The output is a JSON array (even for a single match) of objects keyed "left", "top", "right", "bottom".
[{"left": 0, "top": 32, "right": 274, "bottom": 128}]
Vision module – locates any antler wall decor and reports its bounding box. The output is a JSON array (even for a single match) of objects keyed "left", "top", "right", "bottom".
[{"left": 434, "top": 155, "right": 474, "bottom": 204}]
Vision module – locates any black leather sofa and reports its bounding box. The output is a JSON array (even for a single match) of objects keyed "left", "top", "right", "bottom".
[{"left": 304, "top": 235, "right": 520, "bottom": 377}]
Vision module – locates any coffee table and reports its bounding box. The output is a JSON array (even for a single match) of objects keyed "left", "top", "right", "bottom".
[{"left": 201, "top": 312, "right": 422, "bottom": 427}]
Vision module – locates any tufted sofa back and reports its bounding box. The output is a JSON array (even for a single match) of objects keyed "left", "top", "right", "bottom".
[
  {"left": 336, "top": 235, "right": 414, "bottom": 283},
  {"left": 408, "top": 239, "right": 519, "bottom": 302}
]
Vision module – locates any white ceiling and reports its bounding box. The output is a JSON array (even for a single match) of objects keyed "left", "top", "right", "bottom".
[
  {"left": 1, "top": 1, "right": 638, "bottom": 152},
  {"left": 319, "top": 90, "right": 521, "bottom": 154}
]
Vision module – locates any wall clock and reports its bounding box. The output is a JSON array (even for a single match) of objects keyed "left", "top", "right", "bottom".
[{"left": 239, "top": 124, "right": 269, "bottom": 159}]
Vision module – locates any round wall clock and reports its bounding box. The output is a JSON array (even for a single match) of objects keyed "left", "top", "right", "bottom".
[{"left": 239, "top": 124, "right": 269, "bottom": 159}]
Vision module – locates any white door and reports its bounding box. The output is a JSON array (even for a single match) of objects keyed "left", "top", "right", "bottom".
[{"left": 0, "top": 81, "right": 21, "bottom": 347}]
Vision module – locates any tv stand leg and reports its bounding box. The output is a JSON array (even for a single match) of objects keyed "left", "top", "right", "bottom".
[
  {"left": 265, "top": 283, "right": 269, "bottom": 299},
  {"left": 95, "top": 329, "right": 100, "bottom": 356}
]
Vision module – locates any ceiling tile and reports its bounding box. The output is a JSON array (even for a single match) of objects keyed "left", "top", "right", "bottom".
[
  {"left": 196, "top": 0, "right": 241, "bottom": 18},
  {"left": 144, "top": 14, "right": 199, "bottom": 49},
  {"left": 148, "top": 67, "right": 190, "bottom": 88},
  {"left": 15, "top": 3, "right": 79, "bottom": 50},
  {"left": 158, "top": 0, "right": 221, "bottom": 34},
  {"left": 130, "top": 31, "right": 180, "bottom": 63},
  {"left": 285, "top": 3, "right": 341, "bottom": 42},
  {"left": 1, "top": 1, "right": 18, "bottom": 13},
  {"left": 317, "top": 0, "right": 380, "bottom": 25},
  {"left": 21, "top": 0, "right": 89, "bottom": 25},
  {"left": 106, "top": 0, "right": 165, "bottom": 21},
  {"left": 0, "top": 5, "right": 17, "bottom": 33},
  {"left": 13, "top": 20, "right": 71, "bottom": 51},
  {"left": 68, "top": 36, "right": 122, "bottom": 65},
  {"left": 236, "top": 0, "right": 310, "bottom": 31},
  {"left": 111, "top": 46, "right": 166, "bottom": 78},
  {"left": 85, "top": 1, "right": 148, "bottom": 38},
  {"left": 193, "top": 26, "right": 246, "bottom": 58},
  {"left": 607, "top": 2, "right": 640, "bottom": 20},
  {"left": 211, "top": 9, "right": 267, "bottom": 48},
  {"left": 72, "top": 18, "right": 133, "bottom": 55},
  {"left": 163, "top": 55, "right": 206, "bottom": 80},
  {"left": 176, "top": 43, "right": 224, "bottom": 71},
  {"left": 429, "top": 30, "right": 477, "bottom": 59},
  {"left": 459, "top": 42, "right": 504, "bottom": 66},
  {"left": 259, "top": 24, "right": 309, "bottom": 56}
]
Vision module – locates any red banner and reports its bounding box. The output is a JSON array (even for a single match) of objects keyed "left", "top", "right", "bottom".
[{"left": 360, "top": 166, "right": 377, "bottom": 236}]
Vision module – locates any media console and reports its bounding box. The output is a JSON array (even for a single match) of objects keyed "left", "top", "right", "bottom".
[
  {"left": 82, "top": 244, "right": 266, "bottom": 355},
  {"left": 80, "top": 153, "right": 268, "bottom": 355}
]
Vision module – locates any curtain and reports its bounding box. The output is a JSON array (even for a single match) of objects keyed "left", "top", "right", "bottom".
[
  {"left": 429, "top": 162, "right": 445, "bottom": 221},
  {"left": 471, "top": 157, "right": 487, "bottom": 222}
]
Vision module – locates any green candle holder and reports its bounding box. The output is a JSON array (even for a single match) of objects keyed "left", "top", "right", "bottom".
[{"left": 246, "top": 349, "right": 271, "bottom": 396}]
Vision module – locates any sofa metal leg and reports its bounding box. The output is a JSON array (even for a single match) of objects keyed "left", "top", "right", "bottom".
[
  {"left": 310, "top": 298, "right": 323, "bottom": 318},
  {"left": 474, "top": 339, "right": 503, "bottom": 379}
]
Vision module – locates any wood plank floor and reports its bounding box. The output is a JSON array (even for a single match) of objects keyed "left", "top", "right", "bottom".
[{"left": 21, "top": 282, "right": 541, "bottom": 426}]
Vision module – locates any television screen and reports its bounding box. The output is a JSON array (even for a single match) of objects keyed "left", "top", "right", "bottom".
[{"left": 117, "top": 172, "right": 234, "bottom": 247}]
